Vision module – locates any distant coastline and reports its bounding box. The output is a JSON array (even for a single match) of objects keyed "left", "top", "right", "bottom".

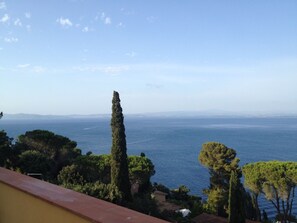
[{"left": 2, "top": 112, "right": 297, "bottom": 120}]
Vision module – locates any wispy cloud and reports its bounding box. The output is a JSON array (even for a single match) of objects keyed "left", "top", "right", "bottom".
[
  {"left": 14, "top": 18, "right": 22, "bottom": 26},
  {"left": 0, "top": 2, "right": 6, "bottom": 9},
  {"left": 17, "top": 64, "right": 30, "bottom": 68},
  {"left": 99, "top": 12, "right": 111, "bottom": 25},
  {"left": 100, "top": 12, "right": 105, "bottom": 20},
  {"left": 56, "top": 17, "right": 73, "bottom": 27},
  {"left": 72, "top": 65, "right": 130, "bottom": 75},
  {"left": 94, "top": 15, "right": 99, "bottom": 21},
  {"left": 146, "top": 83, "right": 163, "bottom": 89},
  {"left": 125, "top": 51, "right": 137, "bottom": 57},
  {"left": 81, "top": 26, "right": 95, "bottom": 32},
  {"left": 10, "top": 64, "right": 48, "bottom": 73},
  {"left": 103, "top": 65, "right": 128, "bottom": 74},
  {"left": 4, "top": 37, "right": 18, "bottom": 43},
  {"left": 104, "top": 17, "right": 111, "bottom": 25},
  {"left": 117, "top": 22, "right": 124, "bottom": 28},
  {"left": 32, "top": 66, "right": 46, "bottom": 73},
  {"left": 147, "top": 16, "right": 157, "bottom": 23},
  {"left": 82, "top": 26, "right": 89, "bottom": 32},
  {"left": 24, "top": 12, "right": 31, "bottom": 19},
  {"left": 0, "top": 13, "right": 9, "bottom": 23},
  {"left": 0, "top": 1, "right": 6, "bottom": 10},
  {"left": 68, "top": 63, "right": 251, "bottom": 78},
  {"left": 26, "top": 24, "right": 31, "bottom": 31},
  {"left": 120, "top": 8, "right": 135, "bottom": 16}
]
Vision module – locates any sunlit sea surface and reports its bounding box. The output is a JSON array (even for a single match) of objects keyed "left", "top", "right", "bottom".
[{"left": 1, "top": 117, "right": 297, "bottom": 217}]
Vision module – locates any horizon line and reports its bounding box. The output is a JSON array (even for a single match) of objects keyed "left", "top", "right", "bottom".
[{"left": 2, "top": 111, "right": 297, "bottom": 119}]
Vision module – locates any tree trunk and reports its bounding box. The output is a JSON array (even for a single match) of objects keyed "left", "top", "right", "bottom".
[
  {"left": 289, "top": 186, "right": 295, "bottom": 217},
  {"left": 270, "top": 200, "right": 281, "bottom": 216},
  {"left": 252, "top": 193, "right": 261, "bottom": 221},
  {"left": 275, "top": 189, "right": 281, "bottom": 216},
  {"left": 281, "top": 200, "right": 287, "bottom": 223}
]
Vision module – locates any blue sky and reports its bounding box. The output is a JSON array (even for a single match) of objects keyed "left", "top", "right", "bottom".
[{"left": 1, "top": 0, "right": 297, "bottom": 115}]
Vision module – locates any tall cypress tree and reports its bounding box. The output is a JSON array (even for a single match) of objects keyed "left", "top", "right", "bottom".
[
  {"left": 110, "top": 91, "right": 132, "bottom": 202},
  {"left": 228, "top": 171, "right": 245, "bottom": 223}
]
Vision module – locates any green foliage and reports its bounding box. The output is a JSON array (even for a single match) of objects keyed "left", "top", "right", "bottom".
[
  {"left": 178, "top": 185, "right": 190, "bottom": 194},
  {"left": 243, "top": 161, "right": 297, "bottom": 222},
  {"left": 140, "top": 152, "right": 146, "bottom": 157},
  {"left": 0, "top": 130, "right": 13, "bottom": 167},
  {"left": 202, "top": 187, "right": 225, "bottom": 214},
  {"left": 86, "top": 151, "right": 92, "bottom": 156},
  {"left": 159, "top": 210, "right": 192, "bottom": 223},
  {"left": 18, "top": 150, "right": 53, "bottom": 179},
  {"left": 85, "top": 182, "right": 123, "bottom": 204},
  {"left": 228, "top": 171, "right": 245, "bottom": 223},
  {"left": 170, "top": 186, "right": 203, "bottom": 218},
  {"left": 68, "top": 181, "right": 123, "bottom": 204},
  {"left": 74, "top": 155, "right": 111, "bottom": 183},
  {"left": 73, "top": 155, "right": 102, "bottom": 182},
  {"left": 127, "top": 193, "right": 159, "bottom": 216},
  {"left": 242, "top": 189, "right": 259, "bottom": 221},
  {"left": 110, "top": 91, "right": 132, "bottom": 201},
  {"left": 58, "top": 154, "right": 111, "bottom": 185},
  {"left": 128, "top": 155, "right": 155, "bottom": 185},
  {"left": 153, "top": 184, "right": 203, "bottom": 219},
  {"left": 153, "top": 183, "right": 171, "bottom": 194},
  {"left": 275, "top": 213, "right": 297, "bottom": 222},
  {"left": 171, "top": 185, "right": 190, "bottom": 201},
  {"left": 199, "top": 142, "right": 240, "bottom": 176},
  {"left": 16, "top": 130, "right": 81, "bottom": 178},
  {"left": 17, "top": 130, "right": 77, "bottom": 157},
  {"left": 199, "top": 142, "right": 240, "bottom": 216},
  {"left": 228, "top": 171, "right": 236, "bottom": 223},
  {"left": 57, "top": 164, "right": 84, "bottom": 186},
  {"left": 58, "top": 154, "right": 155, "bottom": 193},
  {"left": 189, "top": 199, "right": 204, "bottom": 218}
]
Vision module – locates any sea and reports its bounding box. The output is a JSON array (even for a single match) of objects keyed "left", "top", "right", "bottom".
[{"left": 1, "top": 116, "right": 297, "bottom": 217}]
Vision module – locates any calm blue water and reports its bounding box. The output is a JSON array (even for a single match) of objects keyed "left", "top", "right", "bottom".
[{"left": 1, "top": 117, "right": 297, "bottom": 216}]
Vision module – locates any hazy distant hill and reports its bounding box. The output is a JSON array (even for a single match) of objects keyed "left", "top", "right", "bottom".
[
  {"left": 2, "top": 113, "right": 110, "bottom": 120},
  {"left": 2, "top": 111, "right": 297, "bottom": 120}
]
